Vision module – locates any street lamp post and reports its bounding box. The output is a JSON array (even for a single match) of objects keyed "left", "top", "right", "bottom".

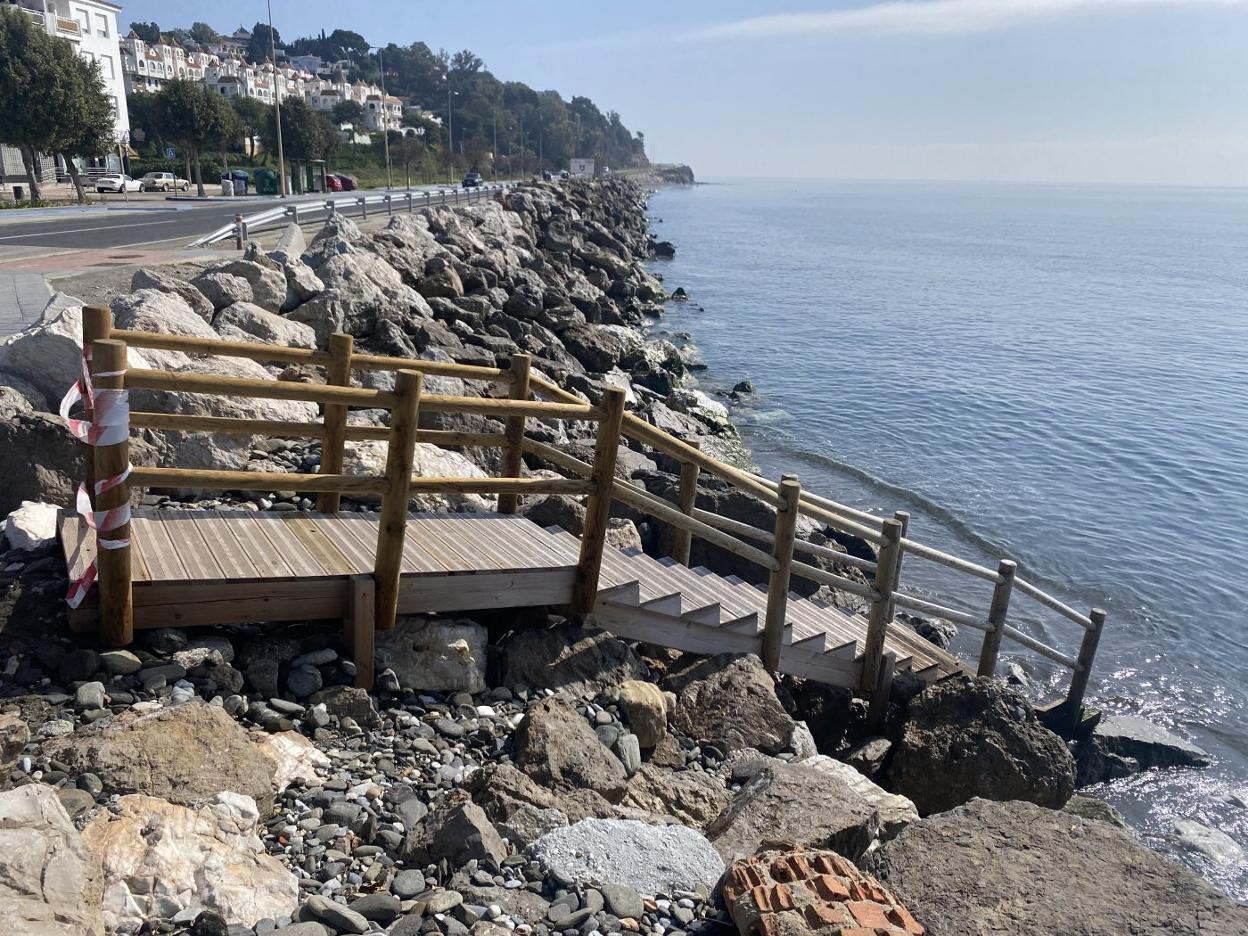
[
  {"left": 444, "top": 72, "right": 453, "bottom": 185},
  {"left": 267, "top": 0, "right": 286, "bottom": 197},
  {"left": 374, "top": 45, "right": 392, "bottom": 190},
  {"left": 492, "top": 99, "right": 498, "bottom": 182}
]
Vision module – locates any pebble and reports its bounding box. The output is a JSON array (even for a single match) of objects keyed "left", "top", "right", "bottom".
[{"left": 74, "top": 681, "right": 106, "bottom": 712}]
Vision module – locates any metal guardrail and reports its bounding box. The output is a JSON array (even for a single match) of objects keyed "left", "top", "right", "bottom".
[{"left": 189, "top": 183, "right": 508, "bottom": 248}]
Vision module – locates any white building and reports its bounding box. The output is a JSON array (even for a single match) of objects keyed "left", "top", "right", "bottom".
[
  {"left": 119, "top": 32, "right": 206, "bottom": 94},
  {"left": 1, "top": 0, "right": 130, "bottom": 181}
]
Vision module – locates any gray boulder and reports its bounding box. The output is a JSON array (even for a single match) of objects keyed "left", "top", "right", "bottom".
[
  {"left": 213, "top": 301, "right": 317, "bottom": 349},
  {"left": 668, "top": 654, "right": 794, "bottom": 756},
  {"left": 619, "top": 763, "right": 730, "bottom": 829},
  {"left": 373, "top": 617, "right": 487, "bottom": 693},
  {"left": 401, "top": 797, "right": 508, "bottom": 871},
  {"left": 529, "top": 818, "right": 725, "bottom": 897},
  {"left": 131, "top": 268, "right": 215, "bottom": 321},
  {"left": 501, "top": 623, "right": 646, "bottom": 698},
  {"left": 191, "top": 271, "right": 253, "bottom": 310},
  {"left": 212, "top": 260, "right": 288, "bottom": 312},
  {"left": 886, "top": 676, "right": 1075, "bottom": 815},
  {"left": 302, "top": 213, "right": 363, "bottom": 268},
  {"left": 512, "top": 699, "right": 629, "bottom": 803},
  {"left": 0, "top": 370, "right": 46, "bottom": 419},
  {"left": 705, "top": 761, "right": 879, "bottom": 863},
  {"left": 42, "top": 700, "right": 276, "bottom": 815},
  {"left": 865, "top": 798, "right": 1248, "bottom": 936},
  {"left": 1091, "top": 714, "right": 1212, "bottom": 770}
]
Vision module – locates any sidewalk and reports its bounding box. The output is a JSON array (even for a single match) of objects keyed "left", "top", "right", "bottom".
[{"left": 0, "top": 271, "right": 51, "bottom": 338}]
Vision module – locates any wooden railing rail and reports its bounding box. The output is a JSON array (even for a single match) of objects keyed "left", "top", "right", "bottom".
[{"left": 126, "top": 368, "right": 398, "bottom": 408}]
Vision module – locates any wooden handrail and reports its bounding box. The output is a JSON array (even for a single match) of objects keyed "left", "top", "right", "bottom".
[
  {"left": 128, "top": 466, "right": 390, "bottom": 495},
  {"left": 690, "top": 507, "right": 880, "bottom": 574},
  {"left": 350, "top": 350, "right": 515, "bottom": 384},
  {"left": 419, "top": 395, "right": 598, "bottom": 421},
  {"left": 406, "top": 477, "right": 594, "bottom": 496},
  {"left": 125, "top": 368, "right": 398, "bottom": 409},
  {"left": 1012, "top": 576, "right": 1097, "bottom": 630},
  {"left": 129, "top": 411, "right": 505, "bottom": 449},
  {"left": 113, "top": 328, "right": 329, "bottom": 366}
]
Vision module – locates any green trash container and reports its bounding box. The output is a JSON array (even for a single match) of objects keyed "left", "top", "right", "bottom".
[{"left": 254, "top": 168, "right": 279, "bottom": 196}]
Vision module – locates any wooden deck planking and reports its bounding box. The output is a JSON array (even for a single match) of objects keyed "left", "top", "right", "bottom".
[{"left": 58, "top": 507, "right": 965, "bottom": 688}]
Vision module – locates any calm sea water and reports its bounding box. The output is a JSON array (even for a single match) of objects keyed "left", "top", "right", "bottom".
[{"left": 647, "top": 178, "right": 1248, "bottom": 898}]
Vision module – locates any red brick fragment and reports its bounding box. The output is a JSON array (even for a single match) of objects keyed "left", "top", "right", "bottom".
[
  {"left": 888, "top": 904, "right": 925, "bottom": 935},
  {"left": 846, "top": 900, "right": 893, "bottom": 930},
  {"left": 808, "top": 874, "right": 852, "bottom": 902},
  {"left": 836, "top": 928, "right": 878, "bottom": 936},
  {"left": 801, "top": 903, "right": 852, "bottom": 928}
]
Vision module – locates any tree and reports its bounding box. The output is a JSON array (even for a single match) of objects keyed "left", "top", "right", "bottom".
[
  {"left": 232, "top": 96, "right": 269, "bottom": 163},
  {"left": 331, "top": 100, "right": 365, "bottom": 128},
  {"left": 260, "top": 97, "right": 333, "bottom": 192},
  {"left": 153, "top": 79, "right": 238, "bottom": 196},
  {"left": 248, "top": 22, "right": 280, "bottom": 65},
  {"left": 189, "top": 22, "right": 219, "bottom": 46},
  {"left": 129, "top": 21, "right": 161, "bottom": 43},
  {"left": 45, "top": 41, "right": 116, "bottom": 202},
  {"left": 0, "top": 8, "right": 116, "bottom": 201}
]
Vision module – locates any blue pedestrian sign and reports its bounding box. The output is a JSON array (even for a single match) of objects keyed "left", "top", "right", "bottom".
[{"left": 165, "top": 147, "right": 176, "bottom": 159}]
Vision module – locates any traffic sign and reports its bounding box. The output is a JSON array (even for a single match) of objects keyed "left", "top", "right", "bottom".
[{"left": 165, "top": 147, "right": 176, "bottom": 159}]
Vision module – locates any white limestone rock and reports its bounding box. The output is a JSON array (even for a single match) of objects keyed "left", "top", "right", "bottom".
[
  {"left": 3, "top": 500, "right": 59, "bottom": 551},
  {"left": 342, "top": 440, "right": 498, "bottom": 512},
  {"left": 213, "top": 302, "right": 317, "bottom": 349},
  {"left": 375, "top": 617, "right": 487, "bottom": 694},
  {"left": 82, "top": 792, "right": 298, "bottom": 930}
]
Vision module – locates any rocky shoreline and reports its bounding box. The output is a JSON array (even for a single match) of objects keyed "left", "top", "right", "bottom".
[{"left": 0, "top": 178, "right": 1244, "bottom": 934}]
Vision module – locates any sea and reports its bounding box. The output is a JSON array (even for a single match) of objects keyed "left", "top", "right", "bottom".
[{"left": 646, "top": 178, "right": 1248, "bottom": 899}]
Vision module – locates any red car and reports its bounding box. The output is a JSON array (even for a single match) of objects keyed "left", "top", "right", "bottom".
[
  {"left": 337, "top": 174, "right": 358, "bottom": 191},
  {"left": 324, "top": 174, "right": 344, "bottom": 192}
]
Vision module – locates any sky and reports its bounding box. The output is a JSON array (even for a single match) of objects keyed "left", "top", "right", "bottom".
[{"left": 120, "top": 1, "right": 1248, "bottom": 186}]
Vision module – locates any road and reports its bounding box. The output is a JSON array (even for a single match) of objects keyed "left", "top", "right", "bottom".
[{"left": 0, "top": 185, "right": 479, "bottom": 250}]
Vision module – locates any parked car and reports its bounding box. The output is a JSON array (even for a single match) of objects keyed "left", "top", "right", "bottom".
[
  {"left": 138, "top": 171, "right": 189, "bottom": 192},
  {"left": 337, "top": 174, "right": 358, "bottom": 191},
  {"left": 324, "top": 174, "right": 345, "bottom": 192},
  {"left": 559, "top": 169, "right": 570, "bottom": 180},
  {"left": 95, "top": 174, "right": 143, "bottom": 193},
  {"left": 462, "top": 172, "right": 483, "bottom": 188},
  {"left": 541, "top": 170, "right": 553, "bottom": 181}
]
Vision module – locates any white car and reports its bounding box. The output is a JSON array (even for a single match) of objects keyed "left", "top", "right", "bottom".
[
  {"left": 95, "top": 174, "right": 143, "bottom": 193},
  {"left": 139, "top": 171, "right": 190, "bottom": 192}
]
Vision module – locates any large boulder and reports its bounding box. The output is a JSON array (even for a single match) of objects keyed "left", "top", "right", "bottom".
[
  {"left": 866, "top": 798, "right": 1248, "bottom": 935},
  {"left": 279, "top": 258, "right": 325, "bottom": 309},
  {"left": 0, "top": 370, "right": 47, "bottom": 418},
  {"left": 501, "top": 623, "right": 647, "bottom": 698},
  {"left": 42, "top": 701, "right": 277, "bottom": 815},
  {"left": 706, "top": 761, "right": 879, "bottom": 863},
  {"left": 466, "top": 762, "right": 615, "bottom": 848},
  {"left": 374, "top": 617, "right": 487, "bottom": 693},
  {"left": 82, "top": 792, "right": 298, "bottom": 930},
  {"left": 886, "top": 677, "right": 1076, "bottom": 815},
  {"left": 340, "top": 440, "right": 497, "bottom": 512},
  {"left": 210, "top": 260, "right": 288, "bottom": 312},
  {"left": 512, "top": 699, "right": 629, "bottom": 803},
  {"left": 668, "top": 654, "right": 794, "bottom": 756},
  {"left": 723, "top": 845, "right": 923, "bottom": 936},
  {"left": 799, "top": 754, "right": 918, "bottom": 840},
  {"left": 213, "top": 301, "right": 317, "bottom": 349},
  {"left": 131, "top": 268, "right": 215, "bottom": 322},
  {"left": 557, "top": 323, "right": 637, "bottom": 373},
  {"left": 0, "top": 785, "right": 104, "bottom": 936},
  {"left": 529, "top": 818, "right": 725, "bottom": 897},
  {"left": 618, "top": 679, "right": 668, "bottom": 748},
  {"left": 0, "top": 292, "right": 143, "bottom": 404},
  {"left": 400, "top": 796, "right": 508, "bottom": 871},
  {"left": 619, "top": 763, "right": 731, "bottom": 829},
  {"left": 191, "top": 271, "right": 253, "bottom": 310},
  {"left": 302, "top": 213, "right": 363, "bottom": 268}
]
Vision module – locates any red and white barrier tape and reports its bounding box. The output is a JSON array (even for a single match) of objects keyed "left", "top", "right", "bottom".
[{"left": 59, "top": 347, "right": 131, "bottom": 609}]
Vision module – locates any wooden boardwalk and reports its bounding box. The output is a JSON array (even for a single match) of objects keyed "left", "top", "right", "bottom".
[{"left": 60, "top": 508, "right": 964, "bottom": 690}]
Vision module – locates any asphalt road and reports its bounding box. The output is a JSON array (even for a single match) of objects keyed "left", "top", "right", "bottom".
[{"left": 0, "top": 184, "right": 490, "bottom": 250}]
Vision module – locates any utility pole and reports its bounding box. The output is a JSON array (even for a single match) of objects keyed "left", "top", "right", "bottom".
[
  {"left": 376, "top": 45, "right": 391, "bottom": 190},
  {"left": 492, "top": 98, "right": 498, "bottom": 181},
  {"left": 267, "top": 0, "right": 286, "bottom": 197},
  {"left": 520, "top": 126, "right": 525, "bottom": 179},
  {"left": 538, "top": 121, "right": 543, "bottom": 173},
  {"left": 445, "top": 72, "right": 453, "bottom": 185}
]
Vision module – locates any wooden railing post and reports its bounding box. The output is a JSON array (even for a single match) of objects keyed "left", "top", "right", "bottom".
[
  {"left": 91, "top": 338, "right": 133, "bottom": 646},
  {"left": 977, "top": 559, "right": 1018, "bottom": 677},
  {"left": 761, "top": 474, "right": 801, "bottom": 673},
  {"left": 571, "top": 388, "right": 627, "bottom": 614},
  {"left": 497, "top": 353, "right": 532, "bottom": 515},
  {"left": 81, "top": 305, "right": 113, "bottom": 504},
  {"left": 1063, "top": 607, "right": 1106, "bottom": 732},
  {"left": 317, "top": 332, "right": 354, "bottom": 513},
  {"left": 860, "top": 517, "right": 904, "bottom": 699},
  {"left": 373, "top": 369, "right": 423, "bottom": 631},
  {"left": 892, "top": 510, "right": 909, "bottom": 575},
  {"left": 673, "top": 440, "right": 701, "bottom": 566}
]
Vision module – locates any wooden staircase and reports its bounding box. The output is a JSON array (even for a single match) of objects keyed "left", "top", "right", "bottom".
[{"left": 543, "top": 527, "right": 965, "bottom": 691}]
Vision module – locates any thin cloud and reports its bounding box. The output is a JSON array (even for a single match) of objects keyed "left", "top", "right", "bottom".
[{"left": 690, "top": 0, "right": 1248, "bottom": 40}]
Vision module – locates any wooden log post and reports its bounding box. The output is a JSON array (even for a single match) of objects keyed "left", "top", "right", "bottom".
[
  {"left": 761, "top": 474, "right": 801, "bottom": 674},
  {"left": 496, "top": 353, "right": 532, "bottom": 515},
  {"left": 81, "top": 305, "right": 113, "bottom": 505},
  {"left": 571, "top": 388, "right": 627, "bottom": 615},
  {"left": 347, "top": 574, "right": 376, "bottom": 690},
  {"left": 1063, "top": 607, "right": 1106, "bottom": 733},
  {"left": 673, "top": 440, "right": 701, "bottom": 566},
  {"left": 91, "top": 339, "right": 133, "bottom": 646},
  {"left": 373, "top": 369, "right": 423, "bottom": 631},
  {"left": 316, "top": 332, "right": 354, "bottom": 513},
  {"left": 977, "top": 559, "right": 1018, "bottom": 677},
  {"left": 892, "top": 510, "right": 910, "bottom": 575},
  {"left": 859, "top": 517, "right": 904, "bottom": 698}
]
